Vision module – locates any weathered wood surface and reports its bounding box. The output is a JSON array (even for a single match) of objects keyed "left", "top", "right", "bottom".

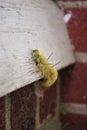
[{"left": 0, "top": 0, "right": 75, "bottom": 97}]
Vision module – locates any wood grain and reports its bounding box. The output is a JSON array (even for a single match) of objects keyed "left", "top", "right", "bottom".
[{"left": 0, "top": 0, "right": 75, "bottom": 97}]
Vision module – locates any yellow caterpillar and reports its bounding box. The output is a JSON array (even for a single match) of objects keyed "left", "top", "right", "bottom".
[{"left": 33, "top": 50, "right": 58, "bottom": 88}]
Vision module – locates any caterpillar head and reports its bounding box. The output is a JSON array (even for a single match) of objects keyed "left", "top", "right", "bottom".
[{"left": 33, "top": 50, "right": 41, "bottom": 64}]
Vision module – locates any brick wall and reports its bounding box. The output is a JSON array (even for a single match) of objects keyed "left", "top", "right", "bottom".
[
  {"left": 58, "top": 0, "right": 87, "bottom": 129},
  {"left": 0, "top": 81, "right": 60, "bottom": 130},
  {"left": 0, "top": 97, "right": 5, "bottom": 130},
  {"left": 0, "top": 1, "right": 87, "bottom": 130}
]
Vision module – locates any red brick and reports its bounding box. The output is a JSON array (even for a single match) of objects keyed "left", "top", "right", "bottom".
[
  {"left": 60, "top": 63, "right": 87, "bottom": 103},
  {"left": 40, "top": 82, "right": 57, "bottom": 123},
  {"left": 65, "top": 8, "right": 87, "bottom": 52},
  {"left": 11, "top": 84, "right": 36, "bottom": 130},
  {"left": 0, "top": 97, "right": 5, "bottom": 130},
  {"left": 60, "top": 113, "right": 87, "bottom": 130}
]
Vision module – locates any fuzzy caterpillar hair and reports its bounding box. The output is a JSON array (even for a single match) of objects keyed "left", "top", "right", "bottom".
[{"left": 33, "top": 50, "right": 58, "bottom": 88}]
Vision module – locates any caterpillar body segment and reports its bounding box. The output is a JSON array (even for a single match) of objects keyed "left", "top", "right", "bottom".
[{"left": 33, "top": 50, "right": 58, "bottom": 88}]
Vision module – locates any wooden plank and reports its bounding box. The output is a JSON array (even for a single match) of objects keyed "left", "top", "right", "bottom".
[{"left": 0, "top": 0, "right": 75, "bottom": 97}]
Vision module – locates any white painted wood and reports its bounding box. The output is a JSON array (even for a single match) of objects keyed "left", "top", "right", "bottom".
[{"left": 0, "top": 0, "right": 75, "bottom": 97}]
